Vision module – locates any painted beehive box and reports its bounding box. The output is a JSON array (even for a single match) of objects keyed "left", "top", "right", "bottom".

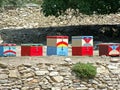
[
  {"left": 99, "top": 43, "right": 120, "bottom": 56},
  {"left": 47, "top": 36, "right": 68, "bottom": 56},
  {"left": 0, "top": 43, "right": 16, "bottom": 56},
  {"left": 72, "top": 36, "right": 93, "bottom": 47},
  {"left": 21, "top": 44, "right": 43, "bottom": 56},
  {"left": 72, "top": 36, "right": 93, "bottom": 56}
]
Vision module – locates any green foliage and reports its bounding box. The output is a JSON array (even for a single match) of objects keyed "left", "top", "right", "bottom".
[
  {"left": 41, "top": 0, "right": 68, "bottom": 17},
  {"left": 41, "top": 0, "right": 120, "bottom": 16},
  {"left": 72, "top": 62, "right": 97, "bottom": 79}
]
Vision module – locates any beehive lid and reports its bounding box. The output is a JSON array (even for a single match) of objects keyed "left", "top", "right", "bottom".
[
  {"left": 98, "top": 43, "right": 120, "bottom": 45},
  {"left": 72, "top": 36, "right": 93, "bottom": 39},
  {"left": 21, "top": 43, "right": 43, "bottom": 46},
  {"left": 0, "top": 43, "right": 16, "bottom": 46},
  {"left": 47, "top": 36, "right": 68, "bottom": 39}
]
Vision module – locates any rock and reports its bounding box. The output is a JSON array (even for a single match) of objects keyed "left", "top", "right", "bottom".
[
  {"left": 107, "top": 86, "right": 114, "bottom": 90},
  {"left": 76, "top": 87, "right": 88, "bottom": 90},
  {"left": 97, "top": 66, "right": 109, "bottom": 74},
  {"left": 90, "top": 79, "right": 99, "bottom": 85},
  {"left": 35, "top": 70, "right": 49, "bottom": 76},
  {"left": 51, "top": 76, "right": 64, "bottom": 82},
  {"left": 51, "top": 87, "right": 61, "bottom": 90},
  {"left": 34, "top": 87, "right": 41, "bottom": 90},
  {"left": 49, "top": 71, "right": 59, "bottom": 76},
  {"left": 23, "top": 63, "right": 32, "bottom": 67},
  {"left": 0, "top": 62, "right": 7, "bottom": 68},
  {"left": 107, "top": 64, "right": 118, "bottom": 70},
  {"left": 21, "top": 87, "right": 29, "bottom": 90},
  {"left": 22, "top": 72, "right": 34, "bottom": 78},
  {"left": 9, "top": 69, "right": 20, "bottom": 78},
  {"left": 11, "top": 88, "right": 20, "bottom": 90},
  {"left": 48, "top": 66, "right": 54, "bottom": 71},
  {"left": 64, "top": 58, "right": 72, "bottom": 63},
  {"left": 98, "top": 84, "right": 107, "bottom": 89},
  {"left": 62, "top": 87, "right": 76, "bottom": 90},
  {"left": 110, "top": 58, "right": 119, "bottom": 63},
  {"left": 0, "top": 80, "right": 8, "bottom": 84},
  {"left": 110, "top": 69, "right": 120, "bottom": 74},
  {"left": 88, "top": 88, "right": 95, "bottom": 90},
  {"left": 0, "top": 74, "right": 8, "bottom": 79}
]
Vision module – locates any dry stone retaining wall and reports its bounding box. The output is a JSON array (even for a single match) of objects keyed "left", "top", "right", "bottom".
[
  {"left": 0, "top": 57, "right": 120, "bottom": 90},
  {"left": 0, "top": 7, "right": 120, "bottom": 44}
]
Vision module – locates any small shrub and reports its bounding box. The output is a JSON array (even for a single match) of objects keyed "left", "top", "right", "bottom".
[{"left": 72, "top": 62, "right": 97, "bottom": 79}]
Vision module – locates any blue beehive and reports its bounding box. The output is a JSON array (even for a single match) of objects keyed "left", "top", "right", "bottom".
[
  {"left": 47, "top": 36, "right": 69, "bottom": 56},
  {"left": 0, "top": 44, "right": 16, "bottom": 57},
  {"left": 47, "top": 46, "right": 68, "bottom": 56}
]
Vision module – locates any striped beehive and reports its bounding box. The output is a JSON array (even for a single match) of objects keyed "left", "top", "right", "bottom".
[
  {"left": 72, "top": 36, "right": 93, "bottom": 56},
  {"left": 47, "top": 36, "right": 68, "bottom": 56},
  {"left": 0, "top": 43, "right": 16, "bottom": 57}
]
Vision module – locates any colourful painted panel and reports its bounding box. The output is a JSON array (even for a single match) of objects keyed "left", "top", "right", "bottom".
[
  {"left": 99, "top": 43, "right": 120, "bottom": 56},
  {"left": 21, "top": 44, "right": 43, "bottom": 56},
  {"left": 57, "top": 47, "right": 68, "bottom": 56},
  {"left": 0, "top": 44, "right": 16, "bottom": 56},
  {"left": 72, "top": 46, "right": 93, "bottom": 56},
  {"left": 47, "top": 36, "right": 68, "bottom": 47},
  {"left": 47, "top": 46, "right": 68, "bottom": 56},
  {"left": 56, "top": 41, "right": 68, "bottom": 47},
  {"left": 3, "top": 46, "right": 16, "bottom": 56},
  {"left": 0, "top": 46, "right": 3, "bottom": 56},
  {"left": 47, "top": 46, "right": 57, "bottom": 56},
  {"left": 109, "top": 44, "right": 120, "bottom": 55},
  {"left": 72, "top": 36, "right": 93, "bottom": 47}
]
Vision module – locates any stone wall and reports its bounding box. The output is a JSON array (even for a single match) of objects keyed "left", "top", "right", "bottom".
[
  {"left": 1, "top": 25, "right": 120, "bottom": 44},
  {"left": 0, "top": 58, "right": 120, "bottom": 90},
  {"left": 1, "top": 7, "right": 120, "bottom": 44},
  {"left": 1, "top": 7, "right": 120, "bottom": 29}
]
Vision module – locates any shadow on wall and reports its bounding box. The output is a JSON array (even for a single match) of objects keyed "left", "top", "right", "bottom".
[{"left": 0, "top": 24, "right": 120, "bottom": 45}]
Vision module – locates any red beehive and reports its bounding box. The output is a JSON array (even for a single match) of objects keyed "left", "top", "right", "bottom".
[
  {"left": 98, "top": 43, "right": 120, "bottom": 56},
  {"left": 21, "top": 44, "right": 43, "bottom": 56},
  {"left": 72, "top": 46, "right": 93, "bottom": 56}
]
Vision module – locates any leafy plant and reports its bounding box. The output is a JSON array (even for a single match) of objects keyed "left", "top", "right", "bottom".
[
  {"left": 41, "top": 0, "right": 120, "bottom": 16},
  {"left": 72, "top": 62, "right": 97, "bottom": 79}
]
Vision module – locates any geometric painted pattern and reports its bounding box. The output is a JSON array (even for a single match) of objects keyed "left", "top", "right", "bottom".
[{"left": 109, "top": 45, "right": 119, "bottom": 50}]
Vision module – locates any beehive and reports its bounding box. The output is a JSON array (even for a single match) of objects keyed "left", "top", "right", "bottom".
[
  {"left": 46, "top": 36, "right": 68, "bottom": 56},
  {"left": 21, "top": 44, "right": 43, "bottom": 56},
  {"left": 99, "top": 43, "right": 120, "bottom": 56},
  {"left": 72, "top": 36, "right": 93, "bottom": 56},
  {"left": 0, "top": 43, "right": 16, "bottom": 56}
]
